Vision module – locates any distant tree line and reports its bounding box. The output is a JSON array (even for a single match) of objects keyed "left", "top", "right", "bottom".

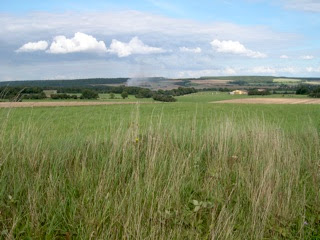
[
  {"left": 23, "top": 92, "right": 47, "bottom": 99},
  {"left": 0, "top": 78, "right": 129, "bottom": 88},
  {"left": 1, "top": 85, "right": 197, "bottom": 102}
]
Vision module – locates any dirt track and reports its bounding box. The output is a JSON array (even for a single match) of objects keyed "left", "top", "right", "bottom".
[
  {"left": 0, "top": 101, "right": 145, "bottom": 108},
  {"left": 214, "top": 98, "right": 320, "bottom": 104}
]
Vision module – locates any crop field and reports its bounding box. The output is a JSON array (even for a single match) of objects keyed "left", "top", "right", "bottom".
[
  {"left": 305, "top": 81, "right": 320, "bottom": 85},
  {"left": 273, "top": 78, "right": 302, "bottom": 83},
  {"left": 0, "top": 92, "right": 320, "bottom": 239}
]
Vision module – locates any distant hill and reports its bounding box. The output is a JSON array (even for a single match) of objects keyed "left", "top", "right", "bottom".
[{"left": 1, "top": 76, "right": 319, "bottom": 90}]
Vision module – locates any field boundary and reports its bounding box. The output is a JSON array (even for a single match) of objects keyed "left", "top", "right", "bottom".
[
  {"left": 0, "top": 101, "right": 149, "bottom": 108},
  {"left": 213, "top": 98, "right": 320, "bottom": 104}
]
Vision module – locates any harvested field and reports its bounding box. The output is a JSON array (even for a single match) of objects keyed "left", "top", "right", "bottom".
[
  {"left": 214, "top": 98, "right": 320, "bottom": 104},
  {"left": 190, "top": 79, "right": 232, "bottom": 84},
  {"left": 0, "top": 101, "right": 145, "bottom": 108}
]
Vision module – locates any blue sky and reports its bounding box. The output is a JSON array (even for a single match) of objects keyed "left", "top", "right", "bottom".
[{"left": 0, "top": 0, "right": 320, "bottom": 80}]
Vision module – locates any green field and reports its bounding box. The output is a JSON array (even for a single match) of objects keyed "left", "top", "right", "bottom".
[{"left": 0, "top": 92, "right": 320, "bottom": 239}]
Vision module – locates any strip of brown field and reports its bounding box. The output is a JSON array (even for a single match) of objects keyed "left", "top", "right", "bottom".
[
  {"left": 213, "top": 98, "right": 320, "bottom": 104},
  {"left": 0, "top": 101, "right": 147, "bottom": 108}
]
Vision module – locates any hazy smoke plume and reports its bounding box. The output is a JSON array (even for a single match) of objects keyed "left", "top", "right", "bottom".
[{"left": 127, "top": 77, "right": 151, "bottom": 87}]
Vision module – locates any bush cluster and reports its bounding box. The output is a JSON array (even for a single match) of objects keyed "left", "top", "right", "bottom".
[
  {"left": 51, "top": 94, "right": 78, "bottom": 99},
  {"left": 152, "top": 94, "right": 177, "bottom": 102}
]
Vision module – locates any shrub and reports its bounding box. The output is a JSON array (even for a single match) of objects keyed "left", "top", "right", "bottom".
[
  {"left": 109, "top": 93, "right": 115, "bottom": 99},
  {"left": 152, "top": 94, "right": 176, "bottom": 102}
]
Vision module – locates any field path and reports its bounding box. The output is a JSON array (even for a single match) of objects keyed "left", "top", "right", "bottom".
[
  {"left": 213, "top": 98, "right": 320, "bottom": 104},
  {"left": 0, "top": 101, "right": 147, "bottom": 108}
]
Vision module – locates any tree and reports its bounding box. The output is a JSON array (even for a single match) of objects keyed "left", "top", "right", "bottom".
[
  {"left": 135, "top": 88, "right": 153, "bottom": 98},
  {"left": 296, "top": 85, "right": 311, "bottom": 95},
  {"left": 80, "top": 89, "right": 99, "bottom": 99},
  {"left": 121, "top": 91, "right": 128, "bottom": 99},
  {"left": 309, "top": 87, "right": 320, "bottom": 98},
  {"left": 109, "top": 93, "right": 115, "bottom": 99}
]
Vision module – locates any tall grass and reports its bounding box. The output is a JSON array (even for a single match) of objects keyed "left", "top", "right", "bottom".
[{"left": 0, "top": 106, "right": 319, "bottom": 239}]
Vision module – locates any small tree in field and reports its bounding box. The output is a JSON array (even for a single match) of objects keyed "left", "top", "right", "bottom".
[
  {"left": 121, "top": 91, "right": 128, "bottom": 99},
  {"left": 109, "top": 93, "right": 115, "bottom": 99},
  {"left": 80, "top": 89, "right": 99, "bottom": 99}
]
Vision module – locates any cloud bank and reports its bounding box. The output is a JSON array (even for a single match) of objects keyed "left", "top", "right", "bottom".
[{"left": 210, "top": 39, "right": 267, "bottom": 58}]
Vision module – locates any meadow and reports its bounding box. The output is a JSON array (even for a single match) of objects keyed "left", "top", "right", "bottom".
[{"left": 0, "top": 92, "right": 319, "bottom": 239}]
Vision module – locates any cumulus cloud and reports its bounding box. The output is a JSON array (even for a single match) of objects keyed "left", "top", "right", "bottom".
[
  {"left": 301, "top": 55, "right": 314, "bottom": 60},
  {"left": 108, "top": 37, "right": 165, "bottom": 57},
  {"left": 280, "top": 55, "right": 289, "bottom": 59},
  {"left": 47, "top": 32, "right": 107, "bottom": 54},
  {"left": 249, "top": 66, "right": 298, "bottom": 74},
  {"left": 16, "top": 41, "right": 48, "bottom": 52},
  {"left": 210, "top": 39, "right": 267, "bottom": 58},
  {"left": 179, "top": 47, "right": 202, "bottom": 53}
]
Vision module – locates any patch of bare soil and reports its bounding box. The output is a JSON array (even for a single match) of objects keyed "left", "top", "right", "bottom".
[
  {"left": 0, "top": 101, "right": 146, "bottom": 108},
  {"left": 213, "top": 98, "right": 320, "bottom": 104}
]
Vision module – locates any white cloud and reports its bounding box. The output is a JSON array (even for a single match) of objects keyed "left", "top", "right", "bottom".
[
  {"left": 306, "top": 66, "right": 320, "bottom": 72},
  {"left": 108, "top": 37, "right": 165, "bottom": 57},
  {"left": 210, "top": 39, "right": 267, "bottom": 58},
  {"left": 178, "top": 67, "right": 237, "bottom": 78},
  {"left": 47, "top": 32, "right": 107, "bottom": 54},
  {"left": 251, "top": 66, "right": 276, "bottom": 74},
  {"left": 280, "top": 55, "right": 289, "bottom": 59},
  {"left": 16, "top": 40, "right": 48, "bottom": 52},
  {"left": 282, "top": 0, "right": 320, "bottom": 12},
  {"left": 179, "top": 47, "right": 202, "bottom": 53},
  {"left": 301, "top": 55, "right": 314, "bottom": 60}
]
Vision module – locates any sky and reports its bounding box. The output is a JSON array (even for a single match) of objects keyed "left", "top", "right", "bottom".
[{"left": 0, "top": 0, "right": 320, "bottom": 80}]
